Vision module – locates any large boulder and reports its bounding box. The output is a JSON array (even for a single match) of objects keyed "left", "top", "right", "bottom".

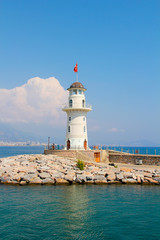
[
  {"left": 41, "top": 178, "right": 55, "bottom": 184},
  {"left": 93, "top": 175, "right": 106, "bottom": 181},
  {"left": 64, "top": 172, "right": 76, "bottom": 182},
  {"left": 38, "top": 172, "right": 51, "bottom": 179},
  {"left": 75, "top": 174, "right": 86, "bottom": 183},
  {"left": 116, "top": 172, "right": 124, "bottom": 181},
  {"left": 19, "top": 181, "right": 27, "bottom": 185},
  {"left": 153, "top": 177, "right": 160, "bottom": 183},
  {"left": 122, "top": 178, "right": 137, "bottom": 184},
  {"left": 21, "top": 173, "right": 38, "bottom": 183},
  {"left": 106, "top": 173, "right": 116, "bottom": 181},
  {"left": 56, "top": 178, "right": 69, "bottom": 184},
  {"left": 143, "top": 172, "right": 153, "bottom": 178},
  {"left": 94, "top": 180, "right": 107, "bottom": 184},
  {"left": 30, "top": 177, "right": 42, "bottom": 184},
  {"left": 120, "top": 168, "right": 132, "bottom": 172},
  {"left": 145, "top": 177, "right": 159, "bottom": 184},
  {"left": 123, "top": 172, "right": 136, "bottom": 179},
  {"left": 0, "top": 176, "right": 11, "bottom": 183}
]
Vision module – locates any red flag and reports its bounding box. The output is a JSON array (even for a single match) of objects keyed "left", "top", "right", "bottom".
[{"left": 74, "top": 63, "right": 78, "bottom": 72}]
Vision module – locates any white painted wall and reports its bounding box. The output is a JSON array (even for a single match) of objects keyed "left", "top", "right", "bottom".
[{"left": 63, "top": 87, "right": 91, "bottom": 150}]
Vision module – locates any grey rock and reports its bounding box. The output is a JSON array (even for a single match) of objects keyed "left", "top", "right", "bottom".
[
  {"left": 116, "top": 173, "right": 124, "bottom": 181},
  {"left": 86, "top": 176, "right": 92, "bottom": 181},
  {"left": 21, "top": 161, "right": 30, "bottom": 166},
  {"left": 123, "top": 173, "right": 136, "bottom": 179},
  {"left": 29, "top": 177, "right": 42, "bottom": 184},
  {"left": 153, "top": 177, "right": 160, "bottom": 183},
  {"left": 38, "top": 172, "right": 51, "bottom": 179},
  {"left": 75, "top": 174, "right": 86, "bottom": 183},
  {"left": 28, "top": 171, "right": 37, "bottom": 174},
  {"left": 0, "top": 176, "right": 10, "bottom": 183},
  {"left": 41, "top": 178, "right": 55, "bottom": 184},
  {"left": 51, "top": 172, "right": 64, "bottom": 179},
  {"left": 21, "top": 173, "right": 37, "bottom": 182},
  {"left": 106, "top": 173, "right": 116, "bottom": 181},
  {"left": 144, "top": 170, "right": 153, "bottom": 173},
  {"left": 19, "top": 181, "right": 27, "bottom": 185},
  {"left": 64, "top": 173, "right": 76, "bottom": 182},
  {"left": 75, "top": 171, "right": 85, "bottom": 174},
  {"left": 39, "top": 166, "right": 50, "bottom": 170},
  {"left": 93, "top": 175, "right": 106, "bottom": 181},
  {"left": 122, "top": 178, "right": 137, "bottom": 184},
  {"left": 143, "top": 173, "right": 152, "bottom": 178},
  {"left": 96, "top": 171, "right": 106, "bottom": 176}
]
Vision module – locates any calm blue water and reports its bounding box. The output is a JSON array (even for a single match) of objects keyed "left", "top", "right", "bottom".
[
  {"left": 0, "top": 185, "right": 160, "bottom": 240},
  {"left": 0, "top": 147, "right": 160, "bottom": 239},
  {"left": 0, "top": 146, "right": 160, "bottom": 159},
  {"left": 0, "top": 146, "right": 45, "bottom": 158}
]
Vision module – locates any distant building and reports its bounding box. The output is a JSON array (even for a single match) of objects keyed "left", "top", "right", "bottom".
[{"left": 62, "top": 81, "right": 92, "bottom": 150}]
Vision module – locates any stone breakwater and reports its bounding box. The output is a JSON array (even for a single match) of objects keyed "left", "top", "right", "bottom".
[{"left": 1, "top": 154, "right": 160, "bottom": 185}]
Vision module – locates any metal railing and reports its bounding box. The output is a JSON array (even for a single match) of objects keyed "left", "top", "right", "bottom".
[
  {"left": 62, "top": 104, "right": 92, "bottom": 110},
  {"left": 89, "top": 146, "right": 160, "bottom": 155}
]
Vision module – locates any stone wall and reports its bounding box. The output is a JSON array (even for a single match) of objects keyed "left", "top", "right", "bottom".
[
  {"left": 44, "top": 149, "right": 160, "bottom": 166},
  {"left": 44, "top": 150, "right": 96, "bottom": 161},
  {"left": 109, "top": 152, "right": 160, "bottom": 165}
]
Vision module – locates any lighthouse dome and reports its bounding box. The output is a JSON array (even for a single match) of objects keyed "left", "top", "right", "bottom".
[{"left": 68, "top": 82, "right": 86, "bottom": 91}]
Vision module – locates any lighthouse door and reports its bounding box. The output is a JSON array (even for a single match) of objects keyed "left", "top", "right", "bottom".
[
  {"left": 84, "top": 140, "right": 87, "bottom": 150},
  {"left": 67, "top": 140, "right": 70, "bottom": 150}
]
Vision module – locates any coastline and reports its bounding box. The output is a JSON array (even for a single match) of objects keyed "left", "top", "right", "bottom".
[{"left": 1, "top": 154, "right": 160, "bottom": 185}]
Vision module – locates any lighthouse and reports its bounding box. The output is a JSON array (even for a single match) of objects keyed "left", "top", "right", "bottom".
[{"left": 62, "top": 81, "right": 92, "bottom": 150}]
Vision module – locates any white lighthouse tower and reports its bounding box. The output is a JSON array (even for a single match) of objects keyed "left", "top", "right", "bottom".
[{"left": 62, "top": 81, "right": 92, "bottom": 150}]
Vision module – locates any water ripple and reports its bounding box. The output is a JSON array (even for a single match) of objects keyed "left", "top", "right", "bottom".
[{"left": 0, "top": 185, "right": 160, "bottom": 239}]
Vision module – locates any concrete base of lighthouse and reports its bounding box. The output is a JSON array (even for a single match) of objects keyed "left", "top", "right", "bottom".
[{"left": 64, "top": 138, "right": 88, "bottom": 150}]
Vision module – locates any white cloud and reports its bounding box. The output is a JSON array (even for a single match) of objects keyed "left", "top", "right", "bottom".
[
  {"left": 0, "top": 77, "right": 68, "bottom": 125},
  {"left": 108, "top": 128, "right": 126, "bottom": 133}
]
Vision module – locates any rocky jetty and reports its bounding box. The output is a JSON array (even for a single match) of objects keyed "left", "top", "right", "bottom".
[{"left": 0, "top": 154, "right": 160, "bottom": 185}]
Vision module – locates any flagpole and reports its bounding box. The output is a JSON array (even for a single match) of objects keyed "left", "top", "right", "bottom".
[
  {"left": 74, "top": 63, "right": 78, "bottom": 82},
  {"left": 76, "top": 72, "right": 78, "bottom": 82}
]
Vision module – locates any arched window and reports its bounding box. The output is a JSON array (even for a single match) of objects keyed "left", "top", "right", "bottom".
[
  {"left": 84, "top": 126, "right": 86, "bottom": 132},
  {"left": 69, "top": 99, "right": 72, "bottom": 107},
  {"left": 82, "top": 100, "right": 85, "bottom": 107},
  {"left": 68, "top": 126, "right": 70, "bottom": 132}
]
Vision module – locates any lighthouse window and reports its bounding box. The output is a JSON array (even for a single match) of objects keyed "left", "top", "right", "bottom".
[
  {"left": 79, "top": 90, "right": 82, "bottom": 94},
  {"left": 69, "top": 99, "right": 72, "bottom": 107},
  {"left": 84, "top": 126, "right": 86, "bottom": 132},
  {"left": 73, "top": 90, "right": 77, "bottom": 95},
  {"left": 68, "top": 126, "right": 70, "bottom": 132},
  {"left": 83, "top": 117, "right": 85, "bottom": 121},
  {"left": 82, "top": 100, "right": 85, "bottom": 107},
  {"left": 69, "top": 117, "right": 71, "bottom": 121}
]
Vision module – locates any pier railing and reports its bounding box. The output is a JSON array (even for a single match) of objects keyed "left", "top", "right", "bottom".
[{"left": 90, "top": 146, "right": 160, "bottom": 155}]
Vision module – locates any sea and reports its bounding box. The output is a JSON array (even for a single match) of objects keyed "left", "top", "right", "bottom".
[
  {"left": 0, "top": 146, "right": 160, "bottom": 240},
  {"left": 0, "top": 146, "right": 160, "bottom": 158}
]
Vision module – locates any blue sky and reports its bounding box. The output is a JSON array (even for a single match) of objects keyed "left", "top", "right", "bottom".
[{"left": 0, "top": 0, "right": 160, "bottom": 145}]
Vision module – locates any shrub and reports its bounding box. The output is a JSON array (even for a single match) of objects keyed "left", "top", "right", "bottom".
[{"left": 77, "top": 159, "right": 85, "bottom": 170}]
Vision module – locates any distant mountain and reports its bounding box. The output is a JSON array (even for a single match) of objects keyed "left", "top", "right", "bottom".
[
  {"left": 0, "top": 123, "right": 64, "bottom": 143},
  {"left": 0, "top": 123, "right": 34, "bottom": 142}
]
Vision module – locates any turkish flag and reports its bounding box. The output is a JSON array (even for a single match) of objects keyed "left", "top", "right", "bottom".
[{"left": 74, "top": 63, "right": 78, "bottom": 72}]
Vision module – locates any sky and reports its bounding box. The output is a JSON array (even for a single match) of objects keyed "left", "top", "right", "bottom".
[{"left": 0, "top": 0, "right": 160, "bottom": 145}]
